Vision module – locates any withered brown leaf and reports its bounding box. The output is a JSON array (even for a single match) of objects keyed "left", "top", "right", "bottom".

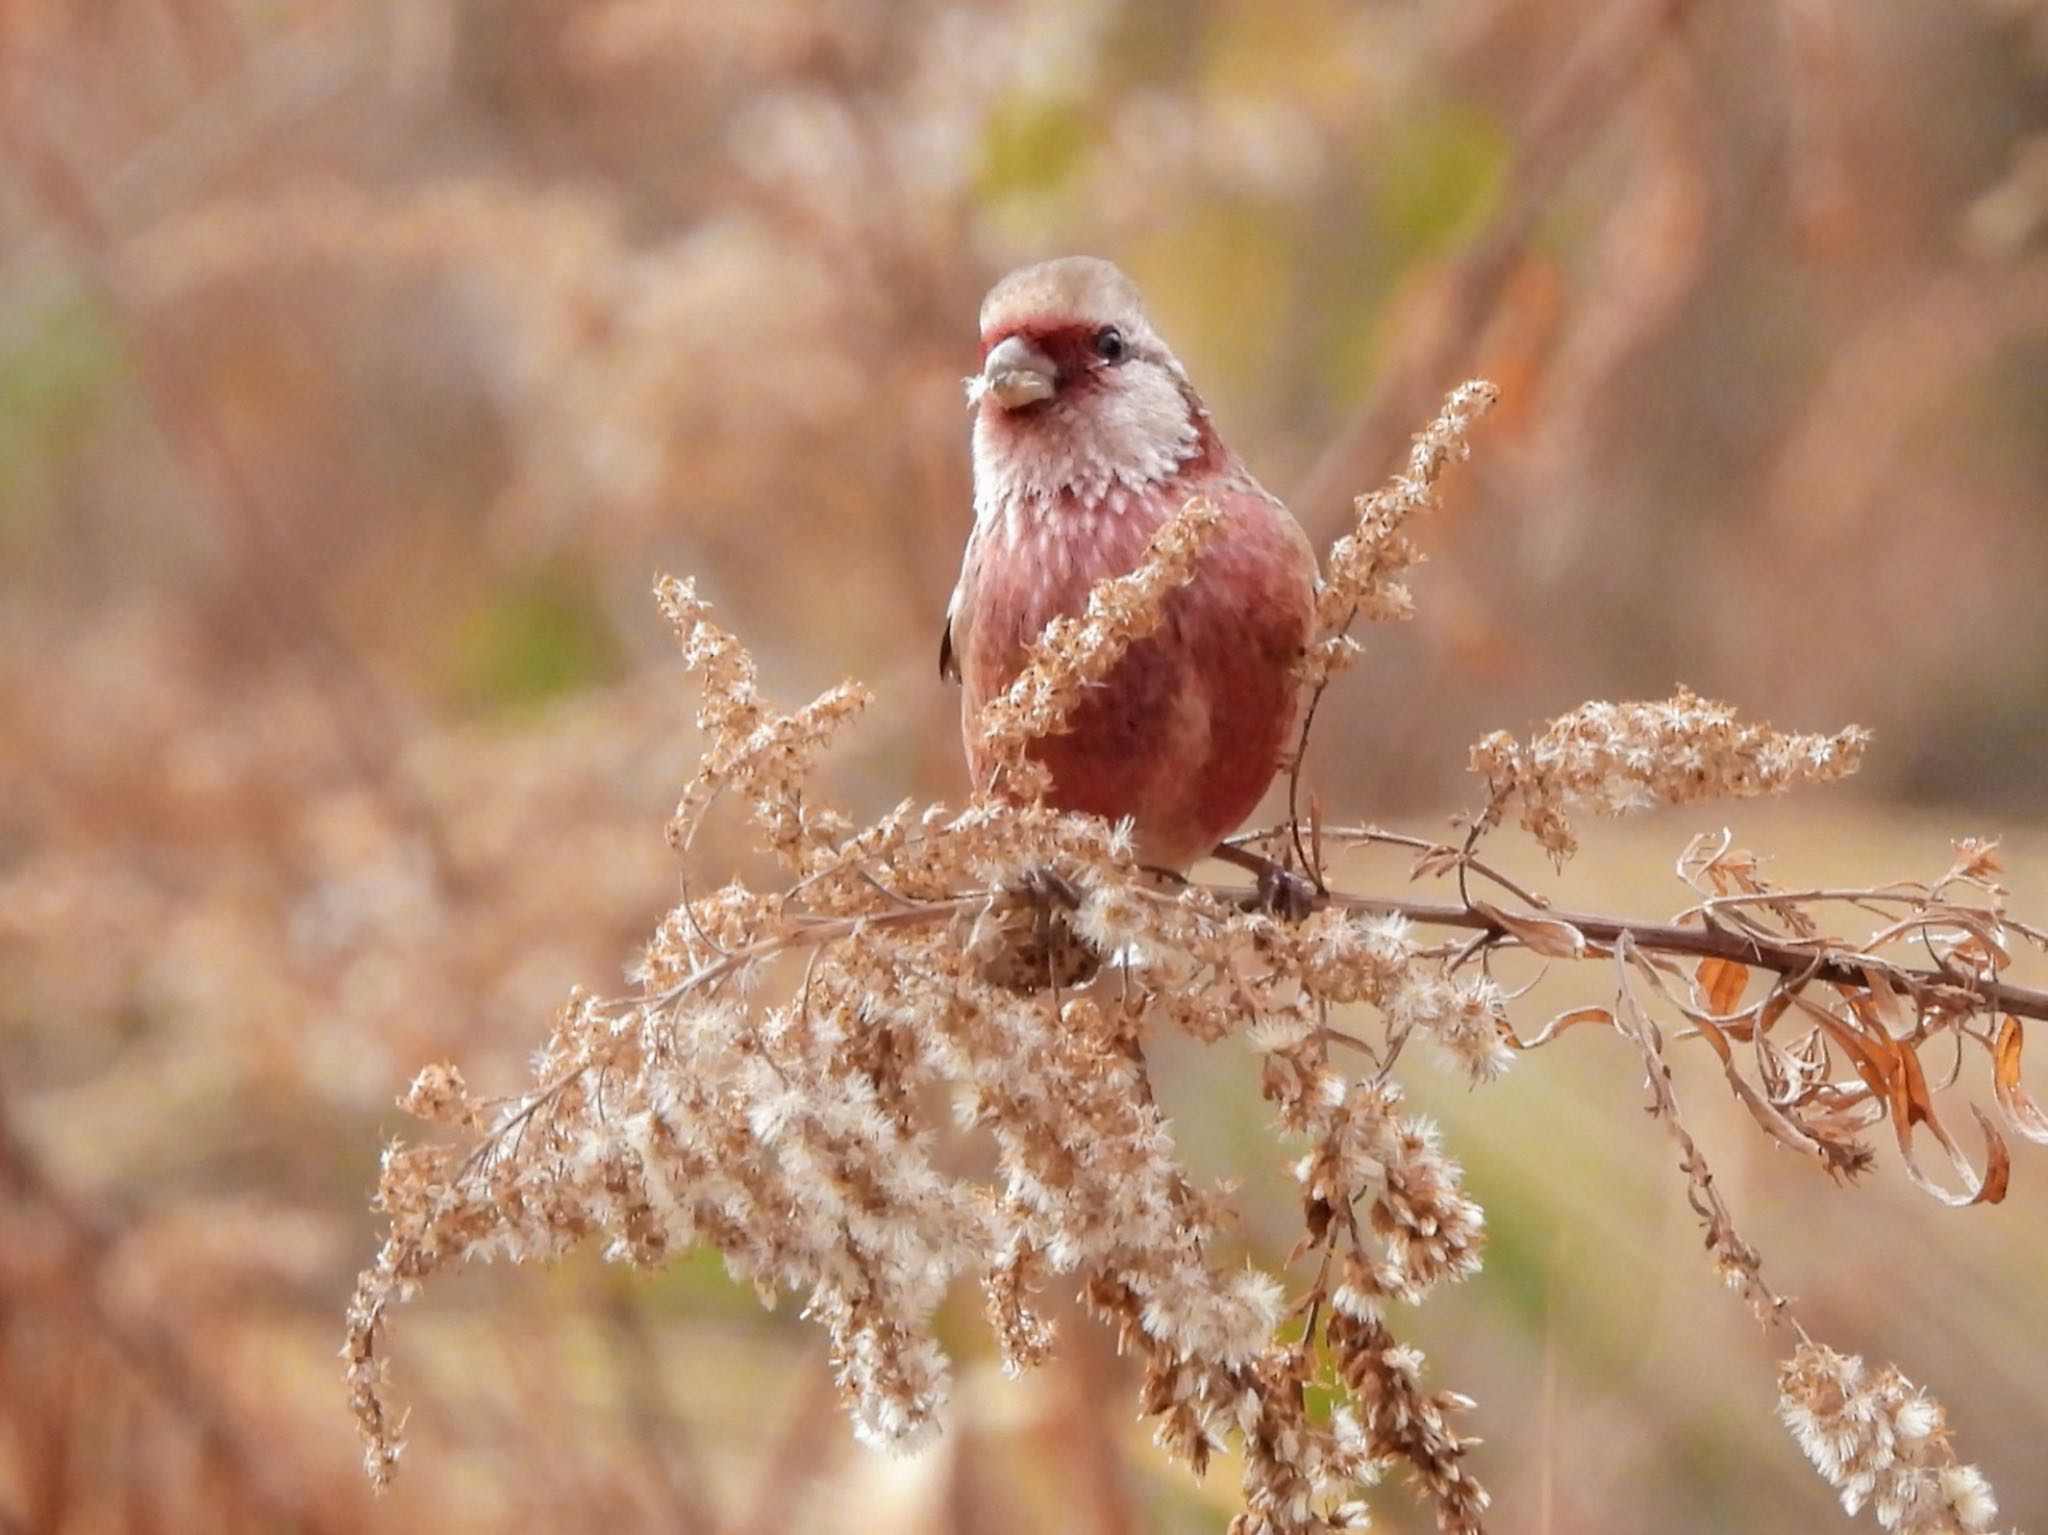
[
  {"left": 1696, "top": 956, "right": 1748, "bottom": 1017},
  {"left": 1992, "top": 1015, "right": 2048, "bottom": 1145},
  {"left": 1478, "top": 901, "right": 1589, "bottom": 959}
]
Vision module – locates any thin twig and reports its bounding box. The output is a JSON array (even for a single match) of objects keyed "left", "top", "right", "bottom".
[
  {"left": 1290, "top": 824, "right": 1554, "bottom": 911},
  {"left": 1607, "top": 941, "right": 1798, "bottom": 1331},
  {"left": 1193, "top": 882, "right": 2048, "bottom": 1024}
]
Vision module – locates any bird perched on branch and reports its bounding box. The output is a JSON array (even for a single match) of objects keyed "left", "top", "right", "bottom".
[{"left": 943, "top": 256, "right": 1318, "bottom": 874}]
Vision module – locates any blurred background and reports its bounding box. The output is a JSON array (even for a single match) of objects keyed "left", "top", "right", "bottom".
[{"left": 1, "top": 0, "right": 2044, "bottom": 1531}]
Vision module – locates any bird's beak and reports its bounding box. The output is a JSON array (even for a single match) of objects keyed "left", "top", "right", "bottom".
[{"left": 972, "top": 334, "right": 1058, "bottom": 410}]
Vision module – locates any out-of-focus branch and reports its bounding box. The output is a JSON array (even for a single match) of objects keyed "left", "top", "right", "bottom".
[
  {"left": 1293, "top": 0, "right": 1701, "bottom": 528},
  {"left": 594, "top": 1281, "right": 715, "bottom": 1534},
  {"left": 0, "top": 14, "right": 365, "bottom": 355},
  {"left": 0, "top": 1086, "right": 346, "bottom": 1535},
  {"left": 721, "top": 1369, "right": 837, "bottom": 1535}
]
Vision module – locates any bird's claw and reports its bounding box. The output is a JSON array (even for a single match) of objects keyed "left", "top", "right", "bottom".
[
  {"left": 1255, "top": 862, "right": 1321, "bottom": 922},
  {"left": 1017, "top": 865, "right": 1083, "bottom": 911},
  {"left": 1206, "top": 843, "right": 1322, "bottom": 921}
]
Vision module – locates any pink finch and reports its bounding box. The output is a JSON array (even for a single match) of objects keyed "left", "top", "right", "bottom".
[{"left": 942, "top": 256, "right": 1318, "bottom": 872}]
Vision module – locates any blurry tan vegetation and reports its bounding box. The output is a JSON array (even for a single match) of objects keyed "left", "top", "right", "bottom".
[{"left": 1, "top": 1, "right": 2045, "bottom": 1533}]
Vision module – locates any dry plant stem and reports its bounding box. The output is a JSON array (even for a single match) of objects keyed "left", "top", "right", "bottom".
[
  {"left": 1286, "top": 379, "right": 1502, "bottom": 881},
  {"left": 641, "top": 897, "right": 986, "bottom": 1009},
  {"left": 1281, "top": 824, "right": 1554, "bottom": 911},
  {"left": 1608, "top": 941, "right": 1797, "bottom": 1330},
  {"left": 1197, "top": 880, "right": 2048, "bottom": 1025}
]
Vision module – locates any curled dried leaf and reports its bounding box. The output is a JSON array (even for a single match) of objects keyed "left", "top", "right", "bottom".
[
  {"left": 1992, "top": 1015, "right": 2048, "bottom": 1145},
  {"left": 1507, "top": 1006, "right": 1616, "bottom": 1050},
  {"left": 1692, "top": 1016, "right": 1868, "bottom": 1179},
  {"left": 1696, "top": 956, "right": 1749, "bottom": 1017}
]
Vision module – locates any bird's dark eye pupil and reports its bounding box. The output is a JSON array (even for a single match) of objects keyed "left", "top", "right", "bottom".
[{"left": 1094, "top": 327, "right": 1126, "bottom": 362}]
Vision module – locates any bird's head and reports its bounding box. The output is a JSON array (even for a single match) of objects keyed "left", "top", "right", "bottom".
[{"left": 967, "top": 257, "right": 1221, "bottom": 508}]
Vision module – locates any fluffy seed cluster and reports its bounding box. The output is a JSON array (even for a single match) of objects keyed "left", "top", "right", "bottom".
[
  {"left": 345, "top": 530, "right": 1508, "bottom": 1530},
  {"left": 1292, "top": 908, "right": 1516, "bottom": 1083},
  {"left": 1300, "top": 379, "right": 1500, "bottom": 686},
  {"left": 345, "top": 384, "right": 2031, "bottom": 1535},
  {"left": 972, "top": 494, "right": 1226, "bottom": 799},
  {"left": 656, "top": 575, "right": 869, "bottom": 864},
  {"left": 344, "top": 812, "right": 1500, "bottom": 1526},
  {"left": 1470, "top": 688, "right": 1871, "bottom": 858},
  {"left": 1076, "top": 894, "right": 1513, "bottom": 1084},
  {"left": 1778, "top": 1344, "right": 2000, "bottom": 1533},
  {"left": 343, "top": 426, "right": 1522, "bottom": 1529}
]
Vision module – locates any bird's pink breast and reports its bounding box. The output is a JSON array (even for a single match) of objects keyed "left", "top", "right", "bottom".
[{"left": 961, "top": 483, "right": 1315, "bottom": 870}]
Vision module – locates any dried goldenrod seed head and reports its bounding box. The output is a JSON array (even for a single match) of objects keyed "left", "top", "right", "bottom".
[{"left": 346, "top": 382, "right": 2032, "bottom": 1535}]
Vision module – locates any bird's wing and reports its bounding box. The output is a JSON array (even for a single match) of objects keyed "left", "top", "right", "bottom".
[{"left": 940, "top": 527, "right": 981, "bottom": 685}]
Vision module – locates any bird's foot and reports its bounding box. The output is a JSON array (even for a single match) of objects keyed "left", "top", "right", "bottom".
[
  {"left": 1255, "top": 861, "right": 1322, "bottom": 923},
  {"left": 1210, "top": 843, "right": 1322, "bottom": 921},
  {"left": 980, "top": 865, "right": 1099, "bottom": 993},
  {"left": 1017, "top": 864, "right": 1083, "bottom": 912}
]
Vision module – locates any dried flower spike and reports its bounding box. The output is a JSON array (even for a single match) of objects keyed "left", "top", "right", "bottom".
[
  {"left": 1301, "top": 378, "right": 1499, "bottom": 685},
  {"left": 1471, "top": 687, "right": 1870, "bottom": 858},
  {"left": 1779, "top": 1343, "right": 2001, "bottom": 1533}
]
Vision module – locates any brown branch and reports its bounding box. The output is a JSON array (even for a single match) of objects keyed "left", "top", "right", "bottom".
[
  {"left": 632, "top": 844, "right": 2048, "bottom": 1028},
  {"left": 648, "top": 862, "right": 2048, "bottom": 1027},
  {"left": 1198, "top": 882, "right": 2048, "bottom": 1024}
]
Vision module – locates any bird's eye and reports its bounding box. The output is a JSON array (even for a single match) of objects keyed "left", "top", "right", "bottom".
[{"left": 1093, "top": 326, "right": 1127, "bottom": 363}]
